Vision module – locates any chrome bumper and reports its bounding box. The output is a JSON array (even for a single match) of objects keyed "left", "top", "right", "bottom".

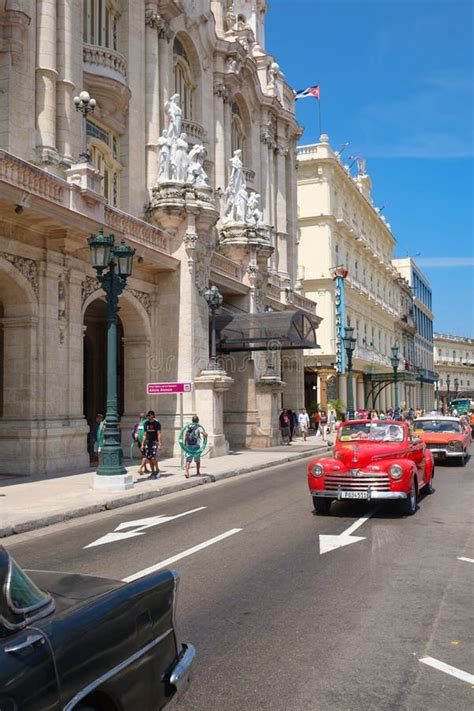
[
  {"left": 429, "top": 449, "right": 464, "bottom": 458},
  {"left": 169, "top": 643, "right": 195, "bottom": 697},
  {"left": 311, "top": 489, "right": 407, "bottom": 500}
]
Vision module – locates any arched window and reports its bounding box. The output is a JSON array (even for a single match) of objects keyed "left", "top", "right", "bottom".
[
  {"left": 231, "top": 101, "right": 245, "bottom": 159},
  {"left": 83, "top": 0, "right": 119, "bottom": 50},
  {"left": 173, "top": 37, "right": 194, "bottom": 120},
  {"left": 87, "top": 119, "right": 121, "bottom": 207}
]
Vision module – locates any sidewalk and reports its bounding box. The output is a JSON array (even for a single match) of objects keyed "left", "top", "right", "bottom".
[{"left": 0, "top": 434, "right": 333, "bottom": 538}]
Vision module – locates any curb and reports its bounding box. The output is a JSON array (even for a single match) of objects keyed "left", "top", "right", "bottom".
[{"left": 0, "top": 444, "right": 331, "bottom": 538}]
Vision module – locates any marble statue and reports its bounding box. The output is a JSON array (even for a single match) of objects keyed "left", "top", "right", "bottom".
[
  {"left": 223, "top": 149, "right": 247, "bottom": 223},
  {"left": 187, "top": 144, "right": 210, "bottom": 187},
  {"left": 164, "top": 93, "right": 182, "bottom": 141},
  {"left": 247, "top": 192, "right": 264, "bottom": 226},
  {"left": 170, "top": 132, "right": 189, "bottom": 182},
  {"left": 156, "top": 129, "right": 171, "bottom": 182}
]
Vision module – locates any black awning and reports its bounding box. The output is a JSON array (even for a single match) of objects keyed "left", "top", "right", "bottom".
[{"left": 214, "top": 309, "right": 320, "bottom": 352}]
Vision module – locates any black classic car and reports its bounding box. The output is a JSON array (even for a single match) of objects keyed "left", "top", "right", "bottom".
[{"left": 0, "top": 546, "right": 194, "bottom": 710}]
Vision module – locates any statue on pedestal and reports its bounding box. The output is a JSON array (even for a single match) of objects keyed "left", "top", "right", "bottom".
[
  {"left": 157, "top": 130, "right": 171, "bottom": 183},
  {"left": 164, "top": 93, "right": 182, "bottom": 141},
  {"left": 187, "top": 144, "right": 210, "bottom": 187},
  {"left": 247, "top": 192, "right": 264, "bottom": 226},
  {"left": 223, "top": 149, "right": 247, "bottom": 223},
  {"left": 170, "top": 132, "right": 189, "bottom": 182}
]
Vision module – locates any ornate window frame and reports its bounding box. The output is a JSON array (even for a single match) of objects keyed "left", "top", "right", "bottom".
[
  {"left": 86, "top": 118, "right": 121, "bottom": 207},
  {"left": 173, "top": 37, "right": 195, "bottom": 121},
  {"left": 83, "top": 0, "right": 121, "bottom": 50}
]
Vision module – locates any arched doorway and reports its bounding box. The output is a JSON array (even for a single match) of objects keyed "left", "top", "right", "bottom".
[
  {"left": 82, "top": 291, "right": 152, "bottom": 456},
  {"left": 83, "top": 298, "right": 124, "bottom": 431}
]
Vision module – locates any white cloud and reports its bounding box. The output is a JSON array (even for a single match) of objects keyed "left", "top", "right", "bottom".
[{"left": 417, "top": 257, "right": 474, "bottom": 267}]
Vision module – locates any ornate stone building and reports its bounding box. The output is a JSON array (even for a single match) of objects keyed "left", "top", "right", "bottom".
[
  {"left": 297, "top": 136, "right": 422, "bottom": 413},
  {"left": 0, "top": 0, "right": 317, "bottom": 476},
  {"left": 434, "top": 333, "right": 474, "bottom": 407}
]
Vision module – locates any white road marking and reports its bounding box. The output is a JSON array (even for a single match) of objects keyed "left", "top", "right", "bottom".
[
  {"left": 319, "top": 507, "right": 379, "bottom": 555},
  {"left": 419, "top": 656, "right": 474, "bottom": 685},
  {"left": 457, "top": 556, "right": 474, "bottom": 564},
  {"left": 84, "top": 507, "right": 207, "bottom": 548},
  {"left": 123, "top": 528, "right": 242, "bottom": 582}
]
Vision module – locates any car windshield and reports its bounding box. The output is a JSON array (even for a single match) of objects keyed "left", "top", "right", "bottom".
[
  {"left": 339, "top": 422, "right": 404, "bottom": 442},
  {"left": 413, "top": 420, "right": 462, "bottom": 434},
  {"left": 8, "top": 557, "right": 50, "bottom": 613}
]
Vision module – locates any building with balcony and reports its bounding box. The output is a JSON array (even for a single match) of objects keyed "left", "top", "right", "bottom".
[
  {"left": 297, "top": 135, "right": 420, "bottom": 414},
  {"left": 392, "top": 257, "right": 436, "bottom": 410},
  {"left": 0, "top": 0, "right": 317, "bottom": 477},
  {"left": 433, "top": 333, "right": 474, "bottom": 407}
]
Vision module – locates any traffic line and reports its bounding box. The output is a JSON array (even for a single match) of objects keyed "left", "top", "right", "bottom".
[
  {"left": 419, "top": 657, "right": 474, "bottom": 685},
  {"left": 457, "top": 556, "right": 474, "bottom": 564},
  {"left": 123, "top": 528, "right": 242, "bottom": 582}
]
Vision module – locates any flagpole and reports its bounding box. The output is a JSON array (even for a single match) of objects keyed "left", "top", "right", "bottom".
[{"left": 318, "top": 97, "right": 322, "bottom": 137}]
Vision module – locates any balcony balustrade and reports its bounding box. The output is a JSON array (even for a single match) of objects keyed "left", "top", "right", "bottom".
[{"left": 83, "top": 43, "right": 128, "bottom": 84}]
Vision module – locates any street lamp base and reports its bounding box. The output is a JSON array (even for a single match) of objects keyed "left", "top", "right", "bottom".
[{"left": 92, "top": 472, "right": 134, "bottom": 491}]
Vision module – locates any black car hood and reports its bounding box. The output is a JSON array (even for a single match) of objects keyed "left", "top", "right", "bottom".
[{"left": 27, "top": 570, "right": 124, "bottom": 612}]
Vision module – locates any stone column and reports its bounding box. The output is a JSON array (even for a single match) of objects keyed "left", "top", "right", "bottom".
[
  {"left": 158, "top": 32, "right": 172, "bottom": 127},
  {"left": 214, "top": 85, "right": 227, "bottom": 191},
  {"left": 0, "top": 316, "right": 38, "bottom": 475},
  {"left": 56, "top": 0, "right": 76, "bottom": 163},
  {"left": 194, "top": 370, "right": 233, "bottom": 456},
  {"left": 276, "top": 139, "right": 288, "bottom": 279},
  {"left": 36, "top": 0, "right": 58, "bottom": 162},
  {"left": 145, "top": 4, "right": 161, "bottom": 189}
]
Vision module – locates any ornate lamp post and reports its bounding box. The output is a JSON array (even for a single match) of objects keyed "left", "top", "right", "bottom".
[
  {"left": 454, "top": 377, "right": 459, "bottom": 398},
  {"left": 434, "top": 379, "right": 440, "bottom": 411},
  {"left": 88, "top": 227, "right": 135, "bottom": 489},
  {"left": 417, "top": 366, "right": 425, "bottom": 412},
  {"left": 73, "top": 90, "right": 96, "bottom": 162},
  {"left": 203, "top": 285, "right": 223, "bottom": 370},
  {"left": 390, "top": 343, "right": 400, "bottom": 420},
  {"left": 342, "top": 326, "right": 356, "bottom": 420},
  {"left": 446, "top": 374, "right": 451, "bottom": 410}
]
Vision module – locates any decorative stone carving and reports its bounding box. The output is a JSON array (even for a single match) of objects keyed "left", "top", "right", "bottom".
[
  {"left": 0, "top": 252, "right": 38, "bottom": 298},
  {"left": 127, "top": 287, "right": 152, "bottom": 316},
  {"left": 81, "top": 275, "right": 101, "bottom": 304},
  {"left": 246, "top": 192, "right": 264, "bottom": 226},
  {"left": 145, "top": 8, "right": 171, "bottom": 39},
  {"left": 171, "top": 133, "right": 189, "bottom": 182},
  {"left": 223, "top": 149, "right": 247, "bottom": 224},
  {"left": 58, "top": 280, "right": 67, "bottom": 344},
  {"left": 165, "top": 93, "right": 182, "bottom": 142},
  {"left": 213, "top": 83, "right": 231, "bottom": 103}
]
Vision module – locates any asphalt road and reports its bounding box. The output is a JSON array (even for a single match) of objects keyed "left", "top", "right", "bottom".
[{"left": 7, "top": 451, "right": 474, "bottom": 711}]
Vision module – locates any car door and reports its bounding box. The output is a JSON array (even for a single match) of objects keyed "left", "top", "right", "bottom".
[
  {"left": 0, "top": 625, "right": 60, "bottom": 711},
  {"left": 409, "top": 433, "right": 426, "bottom": 486}
]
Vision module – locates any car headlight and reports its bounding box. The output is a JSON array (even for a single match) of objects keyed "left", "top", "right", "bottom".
[
  {"left": 311, "top": 463, "right": 324, "bottom": 477},
  {"left": 389, "top": 464, "right": 403, "bottom": 479},
  {"left": 448, "top": 440, "right": 462, "bottom": 451}
]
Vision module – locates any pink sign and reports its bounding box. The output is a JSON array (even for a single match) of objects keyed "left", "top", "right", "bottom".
[{"left": 147, "top": 382, "right": 193, "bottom": 395}]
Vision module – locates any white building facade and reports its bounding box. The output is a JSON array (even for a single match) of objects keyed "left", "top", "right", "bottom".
[
  {"left": 434, "top": 333, "right": 474, "bottom": 407},
  {"left": 0, "top": 0, "right": 317, "bottom": 476},
  {"left": 297, "top": 136, "right": 420, "bottom": 414}
]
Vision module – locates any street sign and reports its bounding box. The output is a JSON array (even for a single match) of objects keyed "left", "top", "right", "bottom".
[{"left": 147, "top": 382, "right": 193, "bottom": 394}]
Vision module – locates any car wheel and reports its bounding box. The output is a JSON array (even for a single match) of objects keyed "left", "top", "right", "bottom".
[
  {"left": 423, "top": 468, "right": 434, "bottom": 495},
  {"left": 313, "top": 497, "right": 331, "bottom": 515},
  {"left": 460, "top": 451, "right": 467, "bottom": 466},
  {"left": 400, "top": 479, "right": 417, "bottom": 516}
]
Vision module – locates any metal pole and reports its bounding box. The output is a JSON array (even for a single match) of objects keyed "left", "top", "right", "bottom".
[
  {"left": 97, "top": 264, "right": 126, "bottom": 476},
  {"left": 180, "top": 392, "right": 184, "bottom": 470},
  {"left": 393, "top": 368, "right": 399, "bottom": 418},
  {"left": 419, "top": 374, "right": 424, "bottom": 412},
  {"left": 347, "top": 351, "right": 354, "bottom": 420}
]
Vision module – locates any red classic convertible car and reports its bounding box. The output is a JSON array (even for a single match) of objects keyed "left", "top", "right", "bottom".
[{"left": 307, "top": 420, "right": 434, "bottom": 516}]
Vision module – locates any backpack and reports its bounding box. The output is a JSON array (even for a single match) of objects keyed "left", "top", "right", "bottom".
[{"left": 186, "top": 425, "right": 199, "bottom": 446}]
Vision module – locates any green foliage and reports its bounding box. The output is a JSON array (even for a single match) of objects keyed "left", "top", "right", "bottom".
[
  {"left": 308, "top": 401, "right": 319, "bottom": 415},
  {"left": 328, "top": 399, "right": 345, "bottom": 420}
]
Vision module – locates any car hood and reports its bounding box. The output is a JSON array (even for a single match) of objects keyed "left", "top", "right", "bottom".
[
  {"left": 27, "top": 570, "right": 124, "bottom": 614},
  {"left": 415, "top": 432, "right": 463, "bottom": 443},
  {"left": 335, "top": 442, "right": 407, "bottom": 468}
]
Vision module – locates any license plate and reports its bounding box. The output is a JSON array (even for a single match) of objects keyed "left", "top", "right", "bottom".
[{"left": 341, "top": 491, "right": 368, "bottom": 499}]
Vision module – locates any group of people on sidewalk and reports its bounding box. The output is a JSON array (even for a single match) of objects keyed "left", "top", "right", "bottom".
[{"left": 278, "top": 408, "right": 337, "bottom": 445}]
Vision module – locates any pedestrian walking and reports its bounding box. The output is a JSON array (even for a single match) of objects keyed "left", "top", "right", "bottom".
[
  {"left": 298, "top": 408, "right": 310, "bottom": 441},
  {"left": 320, "top": 410, "right": 328, "bottom": 440},
  {"left": 287, "top": 409, "right": 296, "bottom": 442},
  {"left": 279, "top": 409, "right": 291, "bottom": 445},
  {"left": 89, "top": 413, "right": 104, "bottom": 465},
  {"left": 184, "top": 415, "right": 208, "bottom": 478},
  {"left": 329, "top": 409, "right": 337, "bottom": 434},
  {"left": 135, "top": 412, "right": 150, "bottom": 475},
  {"left": 140, "top": 410, "right": 162, "bottom": 478}
]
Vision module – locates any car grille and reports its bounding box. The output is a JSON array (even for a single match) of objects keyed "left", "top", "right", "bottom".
[
  {"left": 324, "top": 473, "right": 391, "bottom": 491},
  {"left": 426, "top": 443, "right": 446, "bottom": 450}
]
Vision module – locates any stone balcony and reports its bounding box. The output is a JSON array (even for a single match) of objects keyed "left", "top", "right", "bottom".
[
  {"left": 182, "top": 119, "right": 206, "bottom": 145},
  {"left": 243, "top": 166, "right": 256, "bottom": 185},
  {"left": 83, "top": 43, "right": 128, "bottom": 84}
]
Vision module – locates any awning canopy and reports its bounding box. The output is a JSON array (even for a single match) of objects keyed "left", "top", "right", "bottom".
[{"left": 214, "top": 309, "right": 320, "bottom": 352}]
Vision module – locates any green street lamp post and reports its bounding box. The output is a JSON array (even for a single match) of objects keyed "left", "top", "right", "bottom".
[
  {"left": 203, "top": 285, "right": 223, "bottom": 370},
  {"left": 390, "top": 344, "right": 400, "bottom": 420},
  {"left": 417, "top": 366, "right": 425, "bottom": 412},
  {"left": 88, "top": 227, "right": 135, "bottom": 489},
  {"left": 342, "top": 326, "right": 356, "bottom": 420},
  {"left": 446, "top": 374, "right": 451, "bottom": 410},
  {"left": 454, "top": 377, "right": 459, "bottom": 398}
]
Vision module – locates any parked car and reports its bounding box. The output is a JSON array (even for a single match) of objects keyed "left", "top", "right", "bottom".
[
  {"left": 413, "top": 415, "right": 471, "bottom": 465},
  {"left": 307, "top": 419, "right": 434, "bottom": 516},
  {"left": 0, "top": 546, "right": 194, "bottom": 710}
]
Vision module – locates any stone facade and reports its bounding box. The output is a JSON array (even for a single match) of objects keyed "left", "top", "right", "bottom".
[
  {"left": 297, "top": 136, "right": 425, "bottom": 414},
  {"left": 0, "top": 1, "right": 316, "bottom": 476},
  {"left": 434, "top": 333, "right": 474, "bottom": 407}
]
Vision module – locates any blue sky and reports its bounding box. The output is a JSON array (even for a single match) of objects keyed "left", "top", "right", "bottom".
[{"left": 266, "top": 0, "right": 474, "bottom": 337}]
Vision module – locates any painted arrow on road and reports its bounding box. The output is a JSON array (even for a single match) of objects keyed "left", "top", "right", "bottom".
[
  {"left": 84, "top": 506, "right": 207, "bottom": 548},
  {"left": 319, "top": 507, "right": 379, "bottom": 554}
]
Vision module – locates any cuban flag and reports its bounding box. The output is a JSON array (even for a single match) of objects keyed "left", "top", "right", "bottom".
[{"left": 294, "top": 85, "right": 320, "bottom": 100}]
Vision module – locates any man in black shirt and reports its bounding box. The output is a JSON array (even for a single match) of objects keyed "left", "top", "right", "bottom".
[{"left": 140, "top": 410, "right": 162, "bottom": 479}]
